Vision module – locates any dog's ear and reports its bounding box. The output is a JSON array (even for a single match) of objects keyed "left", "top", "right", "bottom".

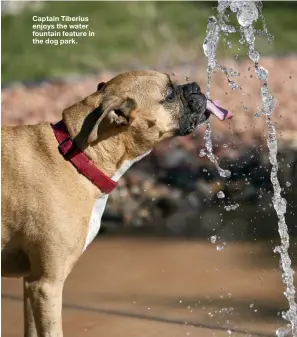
[
  {"left": 88, "top": 97, "right": 137, "bottom": 144},
  {"left": 97, "top": 82, "right": 106, "bottom": 91}
]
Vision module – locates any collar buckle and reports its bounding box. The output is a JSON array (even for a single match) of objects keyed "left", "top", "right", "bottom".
[{"left": 58, "top": 137, "right": 75, "bottom": 159}]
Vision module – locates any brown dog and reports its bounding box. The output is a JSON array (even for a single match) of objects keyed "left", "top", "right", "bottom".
[{"left": 1, "top": 70, "right": 230, "bottom": 337}]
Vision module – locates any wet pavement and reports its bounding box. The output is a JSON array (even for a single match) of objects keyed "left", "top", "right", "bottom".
[{"left": 2, "top": 237, "right": 295, "bottom": 337}]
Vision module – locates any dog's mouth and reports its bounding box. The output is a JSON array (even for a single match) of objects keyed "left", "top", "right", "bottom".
[
  {"left": 206, "top": 99, "right": 233, "bottom": 121},
  {"left": 177, "top": 82, "right": 233, "bottom": 136}
]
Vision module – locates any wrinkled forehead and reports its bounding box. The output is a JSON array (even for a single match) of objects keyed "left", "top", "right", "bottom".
[{"left": 106, "top": 71, "right": 171, "bottom": 102}]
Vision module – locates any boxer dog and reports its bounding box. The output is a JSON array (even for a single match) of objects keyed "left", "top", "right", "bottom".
[{"left": 1, "top": 70, "right": 231, "bottom": 337}]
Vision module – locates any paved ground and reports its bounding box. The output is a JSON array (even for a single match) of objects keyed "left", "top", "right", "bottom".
[{"left": 2, "top": 237, "right": 294, "bottom": 337}]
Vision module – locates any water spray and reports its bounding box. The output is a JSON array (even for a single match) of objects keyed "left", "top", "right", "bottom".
[{"left": 203, "top": 1, "right": 297, "bottom": 335}]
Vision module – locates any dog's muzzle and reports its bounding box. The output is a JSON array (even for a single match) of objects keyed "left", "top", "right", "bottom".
[{"left": 177, "top": 82, "right": 208, "bottom": 136}]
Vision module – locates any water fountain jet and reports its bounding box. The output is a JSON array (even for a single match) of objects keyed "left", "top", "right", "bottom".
[{"left": 203, "top": 1, "right": 297, "bottom": 335}]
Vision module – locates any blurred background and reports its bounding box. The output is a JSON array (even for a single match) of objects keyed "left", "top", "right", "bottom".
[{"left": 2, "top": 1, "right": 297, "bottom": 336}]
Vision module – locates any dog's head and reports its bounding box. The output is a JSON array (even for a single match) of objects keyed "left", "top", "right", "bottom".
[
  {"left": 94, "top": 70, "right": 209, "bottom": 139},
  {"left": 63, "top": 70, "right": 229, "bottom": 161}
]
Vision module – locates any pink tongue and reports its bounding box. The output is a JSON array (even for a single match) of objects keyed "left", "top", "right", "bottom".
[{"left": 206, "top": 100, "right": 233, "bottom": 121}]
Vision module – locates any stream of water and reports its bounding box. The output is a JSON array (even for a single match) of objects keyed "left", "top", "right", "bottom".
[{"left": 203, "top": 1, "right": 297, "bottom": 335}]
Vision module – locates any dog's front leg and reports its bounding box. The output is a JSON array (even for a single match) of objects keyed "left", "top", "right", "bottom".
[
  {"left": 24, "top": 278, "right": 38, "bottom": 337},
  {"left": 25, "top": 277, "right": 64, "bottom": 337}
]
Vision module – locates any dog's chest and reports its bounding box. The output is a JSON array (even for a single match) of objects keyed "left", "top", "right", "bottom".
[
  {"left": 83, "top": 150, "right": 151, "bottom": 251},
  {"left": 83, "top": 194, "right": 109, "bottom": 250}
]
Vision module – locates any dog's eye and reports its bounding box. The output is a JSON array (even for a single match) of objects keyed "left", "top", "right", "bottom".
[
  {"left": 114, "top": 109, "right": 129, "bottom": 124},
  {"left": 166, "top": 87, "right": 176, "bottom": 103},
  {"left": 114, "top": 109, "right": 124, "bottom": 117}
]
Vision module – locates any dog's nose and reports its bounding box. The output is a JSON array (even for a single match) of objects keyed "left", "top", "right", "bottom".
[{"left": 183, "top": 82, "right": 201, "bottom": 97}]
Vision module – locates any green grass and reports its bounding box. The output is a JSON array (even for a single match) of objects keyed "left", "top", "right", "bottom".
[{"left": 2, "top": 1, "right": 297, "bottom": 84}]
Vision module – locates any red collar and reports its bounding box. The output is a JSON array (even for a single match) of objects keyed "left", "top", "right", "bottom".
[{"left": 51, "top": 120, "right": 118, "bottom": 194}]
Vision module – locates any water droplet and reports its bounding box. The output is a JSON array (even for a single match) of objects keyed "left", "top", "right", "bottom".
[
  {"left": 261, "top": 85, "right": 276, "bottom": 116},
  {"left": 216, "top": 245, "right": 224, "bottom": 251},
  {"left": 239, "top": 37, "right": 245, "bottom": 44},
  {"left": 217, "top": 191, "right": 225, "bottom": 199},
  {"left": 249, "top": 49, "right": 260, "bottom": 63},
  {"left": 210, "top": 235, "right": 217, "bottom": 244},
  {"left": 256, "top": 66, "right": 268, "bottom": 80},
  {"left": 228, "top": 80, "right": 240, "bottom": 90},
  {"left": 276, "top": 328, "right": 286, "bottom": 337},
  {"left": 218, "top": 168, "right": 231, "bottom": 178},
  {"left": 221, "top": 24, "right": 236, "bottom": 34},
  {"left": 237, "top": 2, "right": 259, "bottom": 27},
  {"left": 203, "top": 15, "right": 220, "bottom": 70},
  {"left": 224, "top": 203, "right": 240, "bottom": 211},
  {"left": 199, "top": 149, "right": 207, "bottom": 157},
  {"left": 286, "top": 182, "right": 291, "bottom": 187}
]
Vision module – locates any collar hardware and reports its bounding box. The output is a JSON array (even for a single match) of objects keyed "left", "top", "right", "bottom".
[{"left": 51, "top": 120, "right": 118, "bottom": 194}]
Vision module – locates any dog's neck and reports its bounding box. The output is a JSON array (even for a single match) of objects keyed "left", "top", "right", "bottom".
[
  {"left": 110, "top": 149, "right": 151, "bottom": 181},
  {"left": 62, "top": 97, "right": 151, "bottom": 186}
]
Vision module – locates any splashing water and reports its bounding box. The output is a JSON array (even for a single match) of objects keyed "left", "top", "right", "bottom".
[
  {"left": 217, "top": 191, "right": 225, "bottom": 199},
  {"left": 224, "top": 203, "right": 240, "bottom": 212},
  {"left": 203, "top": 1, "right": 297, "bottom": 335},
  {"left": 203, "top": 16, "right": 231, "bottom": 179}
]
